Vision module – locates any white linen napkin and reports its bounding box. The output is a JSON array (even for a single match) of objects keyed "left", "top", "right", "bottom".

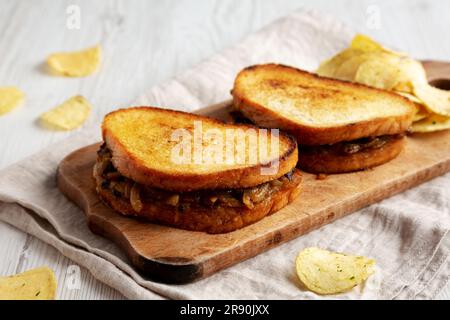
[{"left": 0, "top": 9, "right": 449, "bottom": 300}]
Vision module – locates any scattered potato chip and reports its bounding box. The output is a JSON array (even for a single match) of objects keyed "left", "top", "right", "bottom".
[
  {"left": 40, "top": 95, "right": 91, "bottom": 130},
  {"left": 0, "top": 267, "right": 57, "bottom": 300},
  {"left": 0, "top": 87, "right": 25, "bottom": 115},
  {"left": 413, "top": 84, "right": 450, "bottom": 116},
  {"left": 295, "top": 247, "right": 375, "bottom": 295},
  {"left": 47, "top": 45, "right": 101, "bottom": 77},
  {"left": 412, "top": 113, "right": 450, "bottom": 133}
]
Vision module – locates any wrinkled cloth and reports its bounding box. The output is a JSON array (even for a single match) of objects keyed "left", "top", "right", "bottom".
[{"left": 0, "top": 9, "right": 449, "bottom": 299}]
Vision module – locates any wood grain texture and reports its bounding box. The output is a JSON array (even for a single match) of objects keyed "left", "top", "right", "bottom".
[
  {"left": 57, "top": 61, "right": 450, "bottom": 283},
  {"left": 1, "top": 0, "right": 450, "bottom": 299}
]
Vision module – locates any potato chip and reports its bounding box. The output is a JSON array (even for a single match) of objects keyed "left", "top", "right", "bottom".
[
  {"left": 47, "top": 45, "right": 101, "bottom": 77},
  {"left": 413, "top": 110, "right": 429, "bottom": 122},
  {"left": 354, "top": 57, "right": 400, "bottom": 90},
  {"left": 350, "top": 34, "right": 403, "bottom": 56},
  {"left": 0, "top": 87, "right": 25, "bottom": 115},
  {"left": 333, "top": 53, "right": 373, "bottom": 81},
  {"left": 318, "top": 35, "right": 425, "bottom": 93},
  {"left": 391, "top": 58, "right": 428, "bottom": 93},
  {"left": 413, "top": 84, "right": 450, "bottom": 116},
  {"left": 412, "top": 114, "right": 450, "bottom": 133},
  {"left": 317, "top": 34, "right": 450, "bottom": 133},
  {"left": 0, "top": 267, "right": 57, "bottom": 300},
  {"left": 40, "top": 95, "right": 92, "bottom": 130},
  {"left": 316, "top": 48, "right": 364, "bottom": 78},
  {"left": 317, "top": 42, "right": 399, "bottom": 81},
  {"left": 396, "top": 91, "right": 423, "bottom": 104},
  {"left": 395, "top": 92, "right": 429, "bottom": 121},
  {"left": 413, "top": 107, "right": 429, "bottom": 122},
  {"left": 351, "top": 34, "right": 383, "bottom": 52},
  {"left": 413, "top": 105, "right": 430, "bottom": 122},
  {"left": 354, "top": 54, "right": 428, "bottom": 93},
  {"left": 295, "top": 247, "right": 376, "bottom": 295}
]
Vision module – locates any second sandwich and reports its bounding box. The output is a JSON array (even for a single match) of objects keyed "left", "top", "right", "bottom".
[{"left": 231, "top": 64, "right": 417, "bottom": 173}]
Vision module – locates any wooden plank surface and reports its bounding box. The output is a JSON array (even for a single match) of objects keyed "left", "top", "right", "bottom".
[{"left": 1, "top": 0, "right": 450, "bottom": 299}]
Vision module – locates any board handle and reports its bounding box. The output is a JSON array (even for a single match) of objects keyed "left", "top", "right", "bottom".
[{"left": 422, "top": 60, "right": 450, "bottom": 90}]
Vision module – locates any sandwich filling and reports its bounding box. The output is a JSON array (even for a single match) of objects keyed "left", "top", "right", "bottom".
[
  {"left": 229, "top": 109, "right": 404, "bottom": 156},
  {"left": 299, "top": 134, "right": 405, "bottom": 156},
  {"left": 94, "top": 144, "right": 300, "bottom": 213}
]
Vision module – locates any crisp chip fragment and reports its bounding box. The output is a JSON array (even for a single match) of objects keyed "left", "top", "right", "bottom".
[
  {"left": 412, "top": 114, "right": 450, "bottom": 133},
  {"left": 0, "top": 87, "right": 25, "bottom": 115},
  {"left": 350, "top": 34, "right": 403, "bottom": 55},
  {"left": 40, "top": 95, "right": 92, "bottom": 130},
  {"left": 391, "top": 58, "right": 428, "bottom": 93},
  {"left": 413, "top": 109, "right": 429, "bottom": 122},
  {"left": 333, "top": 52, "right": 375, "bottom": 81},
  {"left": 47, "top": 45, "right": 101, "bottom": 77},
  {"left": 351, "top": 34, "right": 385, "bottom": 52},
  {"left": 354, "top": 56, "right": 401, "bottom": 90},
  {"left": 316, "top": 48, "right": 364, "bottom": 78},
  {"left": 354, "top": 55, "right": 427, "bottom": 93},
  {"left": 413, "top": 84, "right": 450, "bottom": 116},
  {"left": 0, "top": 267, "right": 57, "bottom": 300},
  {"left": 395, "top": 92, "right": 429, "bottom": 121},
  {"left": 396, "top": 91, "right": 423, "bottom": 104},
  {"left": 295, "top": 247, "right": 376, "bottom": 295}
]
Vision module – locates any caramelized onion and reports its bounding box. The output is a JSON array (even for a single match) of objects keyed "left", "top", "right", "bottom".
[
  {"left": 364, "top": 137, "right": 388, "bottom": 149},
  {"left": 166, "top": 194, "right": 180, "bottom": 206},
  {"left": 105, "top": 172, "right": 122, "bottom": 180},
  {"left": 242, "top": 192, "right": 255, "bottom": 209},
  {"left": 130, "top": 183, "right": 143, "bottom": 212},
  {"left": 269, "top": 179, "right": 283, "bottom": 187},
  {"left": 96, "top": 145, "right": 295, "bottom": 210},
  {"left": 112, "top": 182, "right": 126, "bottom": 194},
  {"left": 218, "top": 194, "right": 242, "bottom": 207},
  {"left": 208, "top": 196, "right": 218, "bottom": 205},
  {"left": 123, "top": 182, "right": 132, "bottom": 199},
  {"left": 94, "top": 158, "right": 110, "bottom": 176},
  {"left": 245, "top": 183, "right": 271, "bottom": 203}
]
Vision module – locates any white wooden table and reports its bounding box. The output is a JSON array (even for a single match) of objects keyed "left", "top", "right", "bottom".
[{"left": 0, "top": 0, "right": 449, "bottom": 299}]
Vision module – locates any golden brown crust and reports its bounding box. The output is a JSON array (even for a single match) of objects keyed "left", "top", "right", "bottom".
[
  {"left": 103, "top": 106, "right": 299, "bottom": 192},
  {"left": 298, "top": 136, "right": 406, "bottom": 174},
  {"left": 96, "top": 170, "right": 302, "bottom": 234},
  {"left": 232, "top": 64, "right": 416, "bottom": 146}
]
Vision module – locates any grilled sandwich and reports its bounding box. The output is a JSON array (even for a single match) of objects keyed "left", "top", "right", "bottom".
[
  {"left": 94, "top": 107, "right": 302, "bottom": 233},
  {"left": 231, "top": 64, "right": 416, "bottom": 173}
]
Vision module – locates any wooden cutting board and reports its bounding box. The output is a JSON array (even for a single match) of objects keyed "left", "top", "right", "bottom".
[{"left": 57, "top": 61, "right": 450, "bottom": 284}]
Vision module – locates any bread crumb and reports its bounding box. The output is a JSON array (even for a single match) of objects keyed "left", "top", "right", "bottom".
[{"left": 316, "top": 173, "right": 328, "bottom": 180}]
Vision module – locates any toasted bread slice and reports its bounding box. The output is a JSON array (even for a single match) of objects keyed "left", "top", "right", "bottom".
[
  {"left": 102, "top": 107, "right": 298, "bottom": 192},
  {"left": 298, "top": 135, "right": 405, "bottom": 173},
  {"left": 232, "top": 64, "right": 416, "bottom": 145}
]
